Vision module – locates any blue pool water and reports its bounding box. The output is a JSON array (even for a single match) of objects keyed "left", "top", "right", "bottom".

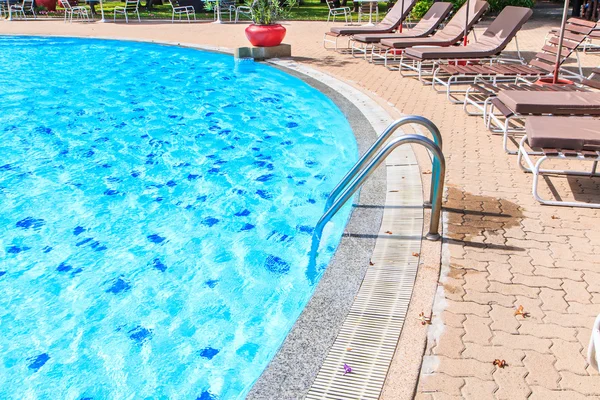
[{"left": 0, "top": 36, "right": 358, "bottom": 399}]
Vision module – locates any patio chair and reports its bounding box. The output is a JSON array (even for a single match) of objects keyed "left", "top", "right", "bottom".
[
  {"left": 358, "top": 1, "right": 376, "bottom": 24},
  {"left": 435, "top": 17, "right": 597, "bottom": 104},
  {"left": 114, "top": 0, "right": 140, "bottom": 22},
  {"left": 235, "top": 0, "right": 253, "bottom": 23},
  {"left": 323, "top": 0, "right": 417, "bottom": 50},
  {"left": 59, "top": 0, "right": 90, "bottom": 22},
  {"left": 9, "top": 0, "right": 36, "bottom": 19},
  {"left": 373, "top": 0, "right": 489, "bottom": 68},
  {"left": 517, "top": 116, "right": 600, "bottom": 208},
  {"left": 350, "top": 2, "right": 453, "bottom": 59},
  {"left": 215, "top": 0, "right": 236, "bottom": 22},
  {"left": 489, "top": 89, "right": 600, "bottom": 153},
  {"left": 325, "top": 0, "right": 351, "bottom": 24},
  {"left": 166, "top": 0, "right": 195, "bottom": 22}
]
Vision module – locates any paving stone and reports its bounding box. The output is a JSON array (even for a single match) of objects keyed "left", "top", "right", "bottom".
[
  {"left": 539, "top": 288, "right": 568, "bottom": 312},
  {"left": 551, "top": 340, "right": 588, "bottom": 375},
  {"left": 523, "top": 351, "right": 560, "bottom": 389},
  {"left": 567, "top": 302, "right": 600, "bottom": 317},
  {"left": 493, "top": 366, "right": 532, "bottom": 400},
  {"left": 433, "top": 327, "right": 466, "bottom": 359},
  {"left": 488, "top": 282, "right": 539, "bottom": 299},
  {"left": 491, "top": 332, "right": 552, "bottom": 354},
  {"left": 444, "top": 300, "right": 491, "bottom": 317},
  {"left": 461, "top": 343, "right": 526, "bottom": 367},
  {"left": 559, "top": 371, "right": 600, "bottom": 395},
  {"left": 461, "top": 377, "right": 497, "bottom": 399},
  {"left": 512, "top": 274, "right": 562, "bottom": 290},
  {"left": 562, "top": 280, "right": 592, "bottom": 303},
  {"left": 486, "top": 262, "right": 513, "bottom": 283},
  {"left": 534, "top": 265, "right": 583, "bottom": 281},
  {"left": 440, "top": 310, "right": 466, "bottom": 329},
  {"left": 419, "top": 373, "right": 465, "bottom": 396},
  {"left": 464, "top": 290, "right": 515, "bottom": 308},
  {"left": 518, "top": 322, "right": 577, "bottom": 342},
  {"left": 489, "top": 305, "right": 521, "bottom": 334},
  {"left": 544, "top": 311, "right": 594, "bottom": 328},
  {"left": 435, "top": 357, "right": 495, "bottom": 381},
  {"left": 528, "top": 386, "right": 588, "bottom": 400},
  {"left": 462, "top": 315, "right": 492, "bottom": 345}
]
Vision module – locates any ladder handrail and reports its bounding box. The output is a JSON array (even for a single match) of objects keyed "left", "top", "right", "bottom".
[
  {"left": 313, "top": 134, "right": 445, "bottom": 250},
  {"left": 325, "top": 116, "right": 443, "bottom": 211}
]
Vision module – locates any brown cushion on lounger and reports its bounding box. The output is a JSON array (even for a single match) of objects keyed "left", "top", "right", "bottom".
[
  {"left": 330, "top": 0, "right": 417, "bottom": 35},
  {"left": 380, "top": 0, "right": 489, "bottom": 49},
  {"left": 497, "top": 90, "right": 600, "bottom": 115},
  {"left": 527, "top": 116, "right": 600, "bottom": 150},
  {"left": 405, "top": 6, "right": 533, "bottom": 60},
  {"left": 330, "top": 24, "right": 396, "bottom": 35},
  {"left": 353, "top": 2, "right": 453, "bottom": 43}
]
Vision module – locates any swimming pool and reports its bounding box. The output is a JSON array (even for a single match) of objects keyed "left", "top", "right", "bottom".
[{"left": 0, "top": 36, "right": 358, "bottom": 399}]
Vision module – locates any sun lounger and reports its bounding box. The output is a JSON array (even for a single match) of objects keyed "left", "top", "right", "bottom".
[
  {"left": 397, "top": 6, "right": 532, "bottom": 84},
  {"left": 464, "top": 66, "right": 600, "bottom": 121},
  {"left": 517, "top": 116, "right": 600, "bottom": 208},
  {"left": 371, "top": 0, "right": 489, "bottom": 67},
  {"left": 349, "top": 2, "right": 453, "bottom": 59},
  {"left": 323, "top": 0, "right": 418, "bottom": 50},
  {"left": 433, "top": 17, "right": 597, "bottom": 103},
  {"left": 488, "top": 90, "right": 600, "bottom": 153},
  {"left": 545, "top": 18, "right": 600, "bottom": 53}
]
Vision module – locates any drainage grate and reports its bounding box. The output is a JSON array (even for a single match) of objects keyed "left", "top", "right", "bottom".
[{"left": 306, "top": 148, "right": 423, "bottom": 400}]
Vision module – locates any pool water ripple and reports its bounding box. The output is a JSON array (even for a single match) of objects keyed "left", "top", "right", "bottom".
[{"left": 0, "top": 36, "right": 357, "bottom": 399}]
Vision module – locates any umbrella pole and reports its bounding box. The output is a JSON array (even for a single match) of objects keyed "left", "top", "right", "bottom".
[
  {"left": 99, "top": 0, "right": 105, "bottom": 22},
  {"left": 464, "top": 0, "right": 469, "bottom": 46},
  {"left": 553, "top": 0, "right": 570, "bottom": 83},
  {"left": 399, "top": 0, "right": 404, "bottom": 32}
]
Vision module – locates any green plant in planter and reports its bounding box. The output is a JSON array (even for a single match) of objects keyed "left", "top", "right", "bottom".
[{"left": 246, "top": 0, "right": 297, "bottom": 25}]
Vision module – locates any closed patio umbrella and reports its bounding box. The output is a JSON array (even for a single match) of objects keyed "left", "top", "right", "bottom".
[
  {"left": 553, "top": 0, "right": 570, "bottom": 83},
  {"left": 464, "top": 0, "right": 469, "bottom": 45}
]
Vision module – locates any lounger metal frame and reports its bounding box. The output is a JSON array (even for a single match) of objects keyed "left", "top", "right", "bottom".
[{"left": 517, "top": 135, "right": 600, "bottom": 208}]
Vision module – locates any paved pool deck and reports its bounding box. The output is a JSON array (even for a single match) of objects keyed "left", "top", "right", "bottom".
[{"left": 2, "top": 13, "right": 600, "bottom": 399}]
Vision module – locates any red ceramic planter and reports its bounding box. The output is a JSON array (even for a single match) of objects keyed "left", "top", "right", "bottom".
[{"left": 245, "top": 24, "right": 286, "bottom": 47}]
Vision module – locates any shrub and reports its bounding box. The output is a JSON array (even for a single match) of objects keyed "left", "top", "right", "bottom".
[{"left": 411, "top": 0, "right": 534, "bottom": 19}]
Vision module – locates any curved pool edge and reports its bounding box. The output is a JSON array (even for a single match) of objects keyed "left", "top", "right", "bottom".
[{"left": 246, "top": 60, "right": 390, "bottom": 399}]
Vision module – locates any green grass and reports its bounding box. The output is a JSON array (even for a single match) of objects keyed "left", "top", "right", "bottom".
[{"left": 42, "top": 0, "right": 391, "bottom": 21}]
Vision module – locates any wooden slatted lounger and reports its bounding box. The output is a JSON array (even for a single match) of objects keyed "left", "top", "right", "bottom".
[{"left": 517, "top": 116, "right": 600, "bottom": 208}]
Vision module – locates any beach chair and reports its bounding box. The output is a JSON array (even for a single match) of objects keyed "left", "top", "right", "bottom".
[
  {"left": 517, "top": 116, "right": 600, "bottom": 208},
  {"left": 167, "top": 0, "right": 195, "bottom": 22},
  {"left": 350, "top": 2, "right": 453, "bottom": 60},
  {"left": 373, "top": 0, "right": 489, "bottom": 68},
  {"left": 325, "top": 0, "right": 351, "bottom": 24},
  {"left": 489, "top": 89, "right": 600, "bottom": 153},
  {"left": 464, "top": 66, "right": 600, "bottom": 123},
  {"left": 235, "top": 0, "right": 253, "bottom": 23},
  {"left": 433, "top": 17, "right": 597, "bottom": 103},
  {"left": 323, "top": 0, "right": 417, "bottom": 50},
  {"left": 397, "top": 5, "right": 531, "bottom": 81},
  {"left": 215, "top": 0, "right": 236, "bottom": 22},
  {"left": 114, "top": 0, "right": 140, "bottom": 22},
  {"left": 9, "top": 0, "right": 35, "bottom": 19},
  {"left": 59, "top": 0, "right": 90, "bottom": 22}
]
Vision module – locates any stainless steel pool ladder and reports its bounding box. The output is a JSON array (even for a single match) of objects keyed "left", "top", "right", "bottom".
[{"left": 314, "top": 115, "right": 446, "bottom": 245}]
